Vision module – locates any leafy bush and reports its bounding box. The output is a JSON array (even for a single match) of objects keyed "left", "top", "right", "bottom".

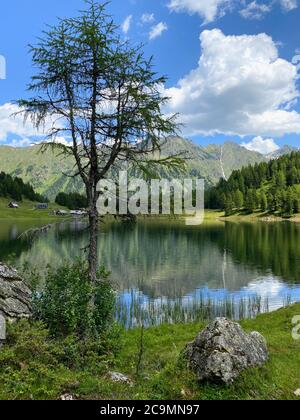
[
  {"left": 33, "top": 260, "right": 116, "bottom": 339},
  {"left": 0, "top": 320, "right": 121, "bottom": 400}
]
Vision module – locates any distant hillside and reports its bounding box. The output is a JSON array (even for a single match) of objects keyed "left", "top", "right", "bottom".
[
  {"left": 0, "top": 171, "right": 47, "bottom": 203},
  {"left": 206, "top": 152, "right": 300, "bottom": 217},
  {"left": 0, "top": 138, "right": 268, "bottom": 200},
  {"left": 0, "top": 145, "right": 81, "bottom": 201}
]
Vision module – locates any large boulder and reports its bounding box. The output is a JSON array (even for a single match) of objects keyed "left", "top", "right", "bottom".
[
  {"left": 0, "top": 263, "right": 32, "bottom": 323},
  {"left": 0, "top": 314, "right": 5, "bottom": 346},
  {"left": 185, "top": 318, "right": 269, "bottom": 384}
]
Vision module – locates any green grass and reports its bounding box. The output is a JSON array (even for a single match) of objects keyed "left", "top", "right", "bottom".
[
  {"left": 2, "top": 199, "right": 296, "bottom": 225},
  {"left": 191, "top": 208, "right": 300, "bottom": 224},
  {"left": 203, "top": 209, "right": 224, "bottom": 222},
  {"left": 1, "top": 304, "right": 300, "bottom": 400},
  {"left": 222, "top": 210, "right": 300, "bottom": 223},
  {"left": 0, "top": 198, "right": 68, "bottom": 220},
  {"left": 0, "top": 199, "right": 223, "bottom": 222}
]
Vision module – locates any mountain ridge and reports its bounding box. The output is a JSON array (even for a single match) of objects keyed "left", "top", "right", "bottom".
[
  {"left": 266, "top": 145, "right": 299, "bottom": 160},
  {"left": 0, "top": 137, "right": 293, "bottom": 200}
]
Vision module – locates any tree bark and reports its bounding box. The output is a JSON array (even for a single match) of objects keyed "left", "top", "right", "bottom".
[{"left": 88, "top": 190, "right": 99, "bottom": 285}]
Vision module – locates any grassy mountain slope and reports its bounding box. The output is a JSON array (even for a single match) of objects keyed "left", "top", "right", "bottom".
[
  {"left": 0, "top": 138, "right": 267, "bottom": 200},
  {"left": 160, "top": 137, "right": 267, "bottom": 186},
  {"left": 0, "top": 145, "right": 80, "bottom": 200}
]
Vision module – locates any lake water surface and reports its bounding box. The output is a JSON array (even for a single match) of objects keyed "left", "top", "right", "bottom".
[{"left": 1, "top": 218, "right": 300, "bottom": 326}]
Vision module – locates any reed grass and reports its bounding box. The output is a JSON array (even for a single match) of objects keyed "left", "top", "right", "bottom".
[{"left": 115, "top": 290, "right": 287, "bottom": 329}]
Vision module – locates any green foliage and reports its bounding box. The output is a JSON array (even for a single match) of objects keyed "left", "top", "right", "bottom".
[
  {"left": 224, "top": 194, "right": 234, "bottom": 216},
  {"left": 234, "top": 189, "right": 244, "bottom": 209},
  {"left": 33, "top": 260, "right": 116, "bottom": 339},
  {"left": 260, "top": 191, "right": 268, "bottom": 212},
  {"left": 206, "top": 152, "right": 300, "bottom": 217},
  {"left": 0, "top": 171, "right": 48, "bottom": 203},
  {"left": 244, "top": 189, "right": 258, "bottom": 213},
  {"left": 0, "top": 320, "right": 121, "bottom": 400},
  {"left": 55, "top": 192, "right": 88, "bottom": 210}
]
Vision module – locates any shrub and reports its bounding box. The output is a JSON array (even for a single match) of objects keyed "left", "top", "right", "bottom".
[
  {"left": 33, "top": 260, "right": 116, "bottom": 339},
  {"left": 0, "top": 320, "right": 121, "bottom": 400}
]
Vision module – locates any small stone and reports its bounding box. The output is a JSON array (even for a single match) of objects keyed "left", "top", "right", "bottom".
[
  {"left": 60, "top": 394, "right": 75, "bottom": 401},
  {"left": 185, "top": 318, "right": 269, "bottom": 384},
  {"left": 294, "top": 389, "right": 300, "bottom": 397},
  {"left": 109, "top": 371, "right": 132, "bottom": 385}
]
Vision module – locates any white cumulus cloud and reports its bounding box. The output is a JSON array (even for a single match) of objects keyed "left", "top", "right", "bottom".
[
  {"left": 168, "top": 0, "right": 298, "bottom": 23},
  {"left": 168, "top": 0, "right": 232, "bottom": 23},
  {"left": 121, "top": 15, "right": 133, "bottom": 35},
  {"left": 241, "top": 136, "right": 280, "bottom": 154},
  {"left": 0, "top": 103, "right": 66, "bottom": 147},
  {"left": 240, "top": 1, "right": 272, "bottom": 20},
  {"left": 164, "top": 29, "right": 300, "bottom": 137},
  {"left": 280, "top": 0, "right": 298, "bottom": 11},
  {"left": 0, "top": 103, "right": 53, "bottom": 141},
  {"left": 149, "top": 22, "right": 168, "bottom": 40},
  {"left": 44, "top": 136, "right": 72, "bottom": 146},
  {"left": 8, "top": 138, "right": 32, "bottom": 148}
]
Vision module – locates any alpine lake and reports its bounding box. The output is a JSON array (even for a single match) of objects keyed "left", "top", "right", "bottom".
[{"left": 1, "top": 216, "right": 300, "bottom": 328}]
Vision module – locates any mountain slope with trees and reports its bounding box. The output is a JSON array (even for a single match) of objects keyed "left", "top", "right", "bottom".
[
  {"left": 0, "top": 138, "right": 297, "bottom": 203},
  {"left": 206, "top": 152, "right": 300, "bottom": 217},
  {"left": 0, "top": 145, "right": 79, "bottom": 201},
  {"left": 0, "top": 172, "right": 47, "bottom": 203},
  {"left": 0, "top": 139, "right": 267, "bottom": 200},
  {"left": 55, "top": 192, "right": 87, "bottom": 210}
]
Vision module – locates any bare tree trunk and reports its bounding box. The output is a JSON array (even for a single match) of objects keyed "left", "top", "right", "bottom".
[
  {"left": 86, "top": 183, "right": 99, "bottom": 336},
  {"left": 88, "top": 203, "right": 98, "bottom": 284},
  {"left": 88, "top": 188, "right": 99, "bottom": 285}
]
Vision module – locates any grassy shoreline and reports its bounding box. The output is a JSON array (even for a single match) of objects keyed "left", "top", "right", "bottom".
[
  {"left": 1, "top": 303, "right": 300, "bottom": 400},
  {"left": 1, "top": 198, "right": 299, "bottom": 224},
  {"left": 204, "top": 209, "right": 300, "bottom": 223},
  {"left": 0, "top": 198, "right": 69, "bottom": 220}
]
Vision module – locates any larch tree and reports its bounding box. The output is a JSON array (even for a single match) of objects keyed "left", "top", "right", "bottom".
[{"left": 17, "top": 1, "right": 181, "bottom": 292}]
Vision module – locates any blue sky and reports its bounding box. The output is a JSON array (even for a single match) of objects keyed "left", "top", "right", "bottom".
[{"left": 0, "top": 0, "right": 300, "bottom": 153}]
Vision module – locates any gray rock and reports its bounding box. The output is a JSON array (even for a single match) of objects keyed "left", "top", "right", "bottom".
[
  {"left": 185, "top": 318, "right": 269, "bottom": 384},
  {"left": 294, "top": 389, "right": 300, "bottom": 397},
  {"left": 0, "top": 263, "right": 32, "bottom": 323},
  {"left": 109, "top": 372, "right": 133, "bottom": 385},
  {"left": 60, "top": 394, "right": 76, "bottom": 401},
  {"left": 0, "top": 313, "right": 6, "bottom": 346}
]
